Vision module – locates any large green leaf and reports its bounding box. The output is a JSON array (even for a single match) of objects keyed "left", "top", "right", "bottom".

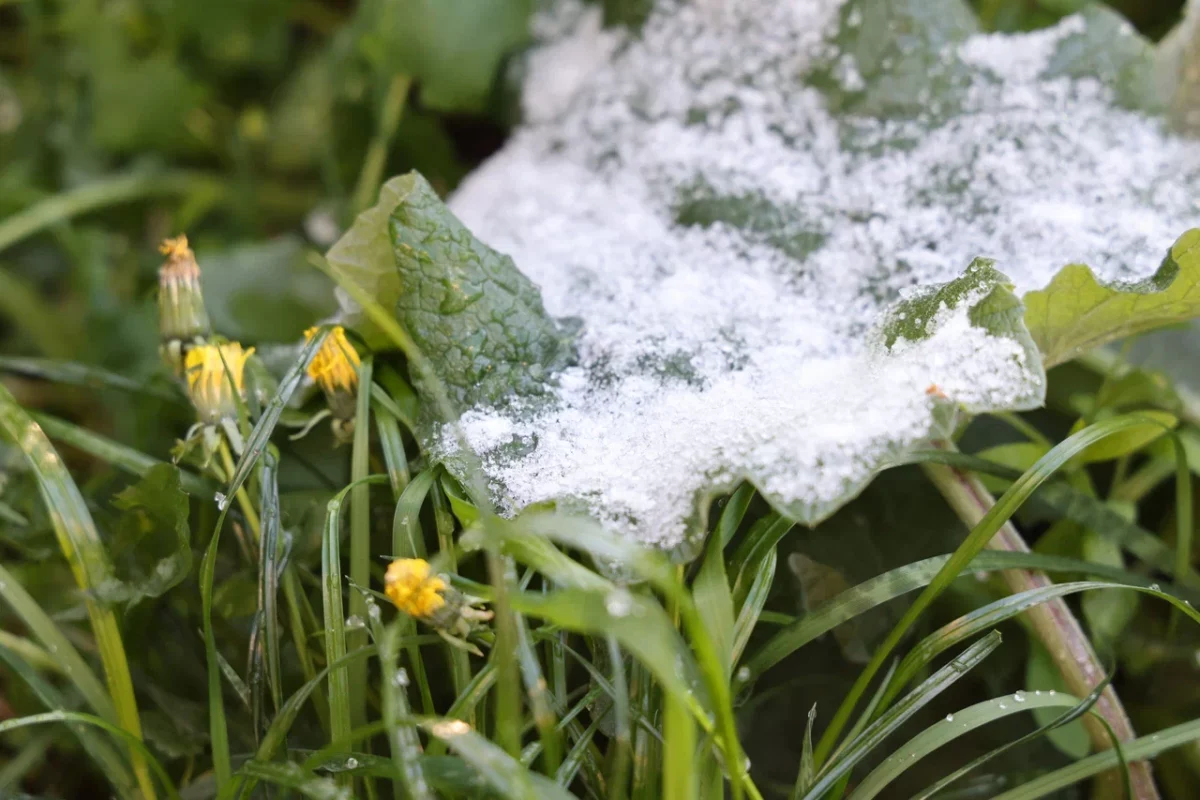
[
  {"left": 1024, "top": 230, "right": 1200, "bottom": 368},
  {"left": 386, "top": 172, "right": 576, "bottom": 413}
]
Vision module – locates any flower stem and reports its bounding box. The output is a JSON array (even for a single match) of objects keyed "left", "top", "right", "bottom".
[{"left": 922, "top": 459, "right": 1159, "bottom": 800}]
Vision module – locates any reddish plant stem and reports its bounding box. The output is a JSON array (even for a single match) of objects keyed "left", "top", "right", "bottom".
[{"left": 924, "top": 461, "right": 1159, "bottom": 800}]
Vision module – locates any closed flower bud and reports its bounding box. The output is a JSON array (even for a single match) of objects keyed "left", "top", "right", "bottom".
[
  {"left": 158, "top": 235, "right": 211, "bottom": 373},
  {"left": 184, "top": 343, "right": 254, "bottom": 424}
]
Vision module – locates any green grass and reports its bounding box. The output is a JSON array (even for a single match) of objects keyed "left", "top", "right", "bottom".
[{"left": 3, "top": 0, "right": 1200, "bottom": 797}]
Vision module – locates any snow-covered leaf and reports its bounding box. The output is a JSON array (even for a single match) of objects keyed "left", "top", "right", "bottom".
[{"left": 328, "top": 0, "right": 1200, "bottom": 554}]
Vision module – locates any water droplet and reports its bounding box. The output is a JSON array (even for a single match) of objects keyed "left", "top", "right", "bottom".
[
  {"left": 344, "top": 615, "right": 365, "bottom": 630},
  {"left": 1034, "top": 690, "right": 1042, "bottom": 696},
  {"left": 735, "top": 666, "right": 751, "bottom": 683},
  {"left": 1150, "top": 583, "right": 1161, "bottom": 591},
  {"left": 1013, "top": 691, "right": 1026, "bottom": 703},
  {"left": 345, "top": 757, "right": 358, "bottom": 769},
  {"left": 605, "top": 589, "right": 633, "bottom": 617},
  {"left": 945, "top": 714, "right": 954, "bottom": 722},
  {"left": 998, "top": 703, "right": 1007, "bottom": 710},
  {"left": 368, "top": 602, "right": 382, "bottom": 622},
  {"left": 393, "top": 668, "right": 410, "bottom": 687},
  {"left": 1048, "top": 690, "right": 1056, "bottom": 696},
  {"left": 215, "top": 492, "right": 228, "bottom": 510}
]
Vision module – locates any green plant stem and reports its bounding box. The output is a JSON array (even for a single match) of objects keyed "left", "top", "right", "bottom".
[
  {"left": 922, "top": 460, "right": 1158, "bottom": 800},
  {"left": 351, "top": 74, "right": 412, "bottom": 216}
]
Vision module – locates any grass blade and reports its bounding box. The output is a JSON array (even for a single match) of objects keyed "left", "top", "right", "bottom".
[
  {"left": 256, "top": 451, "right": 285, "bottom": 723},
  {"left": 373, "top": 615, "right": 434, "bottom": 800},
  {"left": 801, "top": 632, "right": 1003, "bottom": 800},
  {"left": 421, "top": 718, "right": 576, "bottom": 800},
  {"left": 0, "top": 356, "right": 183, "bottom": 403},
  {"left": 992, "top": 717, "right": 1200, "bottom": 800},
  {"left": 0, "top": 383, "right": 156, "bottom": 800},
  {"left": 33, "top": 412, "right": 210, "bottom": 496},
  {"left": 811, "top": 414, "right": 1184, "bottom": 767},
  {"left": 348, "top": 355, "right": 374, "bottom": 730},
  {"left": 0, "top": 710, "right": 178, "bottom": 800}
]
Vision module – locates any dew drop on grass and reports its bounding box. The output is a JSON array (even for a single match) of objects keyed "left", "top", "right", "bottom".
[
  {"left": 945, "top": 714, "right": 954, "bottom": 722},
  {"left": 393, "top": 668, "right": 410, "bottom": 687},
  {"left": 998, "top": 703, "right": 1007, "bottom": 710},
  {"left": 367, "top": 602, "right": 382, "bottom": 623},
  {"left": 1013, "top": 691, "right": 1026, "bottom": 703},
  {"left": 605, "top": 588, "right": 633, "bottom": 617},
  {"left": 736, "top": 666, "right": 751, "bottom": 683},
  {"left": 344, "top": 615, "right": 365, "bottom": 630},
  {"left": 214, "top": 492, "right": 228, "bottom": 510},
  {"left": 345, "top": 757, "right": 358, "bottom": 770},
  {"left": 1150, "top": 583, "right": 1161, "bottom": 591}
]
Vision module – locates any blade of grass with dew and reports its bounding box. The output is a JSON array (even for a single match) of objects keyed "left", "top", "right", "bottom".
[
  {"left": 554, "top": 713, "right": 603, "bottom": 789},
  {"left": 0, "top": 711, "right": 178, "bottom": 800},
  {"left": 606, "top": 635, "right": 632, "bottom": 800},
  {"left": 912, "top": 671, "right": 1116, "bottom": 800},
  {"left": 33, "top": 412, "right": 210, "bottom": 496},
  {"left": 880, "top": 581, "right": 1200, "bottom": 712},
  {"left": 0, "top": 644, "right": 134, "bottom": 794},
  {"left": 0, "top": 384, "right": 156, "bottom": 800},
  {"left": 432, "top": 480, "right": 472, "bottom": 700},
  {"left": 393, "top": 467, "right": 435, "bottom": 559},
  {"left": 237, "top": 761, "right": 351, "bottom": 800},
  {"left": 372, "top": 614, "right": 433, "bottom": 800},
  {"left": 515, "top": 616, "right": 563, "bottom": 774},
  {"left": 421, "top": 718, "right": 577, "bottom": 800},
  {"left": 732, "top": 546, "right": 776, "bottom": 667},
  {"left": 371, "top": 382, "right": 417, "bottom": 436},
  {"left": 789, "top": 703, "right": 819, "bottom": 800},
  {"left": 256, "top": 451, "right": 285, "bottom": 725},
  {"left": 390, "top": 467, "right": 438, "bottom": 714},
  {"left": 374, "top": 400, "right": 411, "bottom": 499},
  {"left": 730, "top": 513, "right": 792, "bottom": 603},
  {"left": 0, "top": 564, "right": 114, "bottom": 719},
  {"left": 0, "top": 356, "right": 183, "bottom": 403},
  {"left": 323, "top": 488, "right": 353, "bottom": 763},
  {"left": 717, "top": 482, "right": 756, "bottom": 547},
  {"left": 348, "top": 355, "right": 374, "bottom": 732},
  {"left": 663, "top": 686, "right": 698, "bottom": 800},
  {"left": 695, "top": 521, "right": 735, "bottom": 681},
  {"left": 850, "top": 692, "right": 1084, "bottom": 800},
  {"left": 811, "top": 413, "right": 1184, "bottom": 767},
  {"left": 909, "top": 447, "right": 1200, "bottom": 586},
  {"left": 802, "top": 633, "right": 1002, "bottom": 800},
  {"left": 992, "top": 717, "right": 1200, "bottom": 800}
]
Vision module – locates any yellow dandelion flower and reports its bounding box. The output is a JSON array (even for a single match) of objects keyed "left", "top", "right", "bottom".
[
  {"left": 306, "top": 326, "right": 361, "bottom": 395},
  {"left": 185, "top": 342, "right": 254, "bottom": 424},
  {"left": 385, "top": 558, "right": 447, "bottom": 619}
]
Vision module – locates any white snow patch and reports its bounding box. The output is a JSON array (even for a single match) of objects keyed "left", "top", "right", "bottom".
[{"left": 441, "top": 0, "right": 1200, "bottom": 548}]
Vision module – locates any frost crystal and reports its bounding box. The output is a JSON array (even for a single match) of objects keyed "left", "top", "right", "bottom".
[{"left": 443, "top": 0, "right": 1200, "bottom": 549}]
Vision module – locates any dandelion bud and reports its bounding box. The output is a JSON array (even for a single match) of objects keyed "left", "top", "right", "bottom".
[
  {"left": 158, "top": 235, "right": 211, "bottom": 373},
  {"left": 184, "top": 343, "right": 254, "bottom": 424}
]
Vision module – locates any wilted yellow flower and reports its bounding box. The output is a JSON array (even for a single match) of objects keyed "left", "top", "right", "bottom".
[
  {"left": 158, "top": 235, "right": 211, "bottom": 373},
  {"left": 185, "top": 343, "right": 254, "bottom": 424},
  {"left": 385, "top": 558, "right": 447, "bottom": 619}
]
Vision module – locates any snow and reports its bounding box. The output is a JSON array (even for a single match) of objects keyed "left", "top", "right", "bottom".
[{"left": 440, "top": 0, "right": 1200, "bottom": 549}]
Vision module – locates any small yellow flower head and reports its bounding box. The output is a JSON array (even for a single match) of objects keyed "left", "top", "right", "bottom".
[
  {"left": 385, "top": 558, "right": 447, "bottom": 619},
  {"left": 306, "top": 326, "right": 360, "bottom": 395},
  {"left": 305, "top": 327, "right": 361, "bottom": 442},
  {"left": 158, "top": 235, "right": 211, "bottom": 372},
  {"left": 185, "top": 343, "right": 254, "bottom": 424}
]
